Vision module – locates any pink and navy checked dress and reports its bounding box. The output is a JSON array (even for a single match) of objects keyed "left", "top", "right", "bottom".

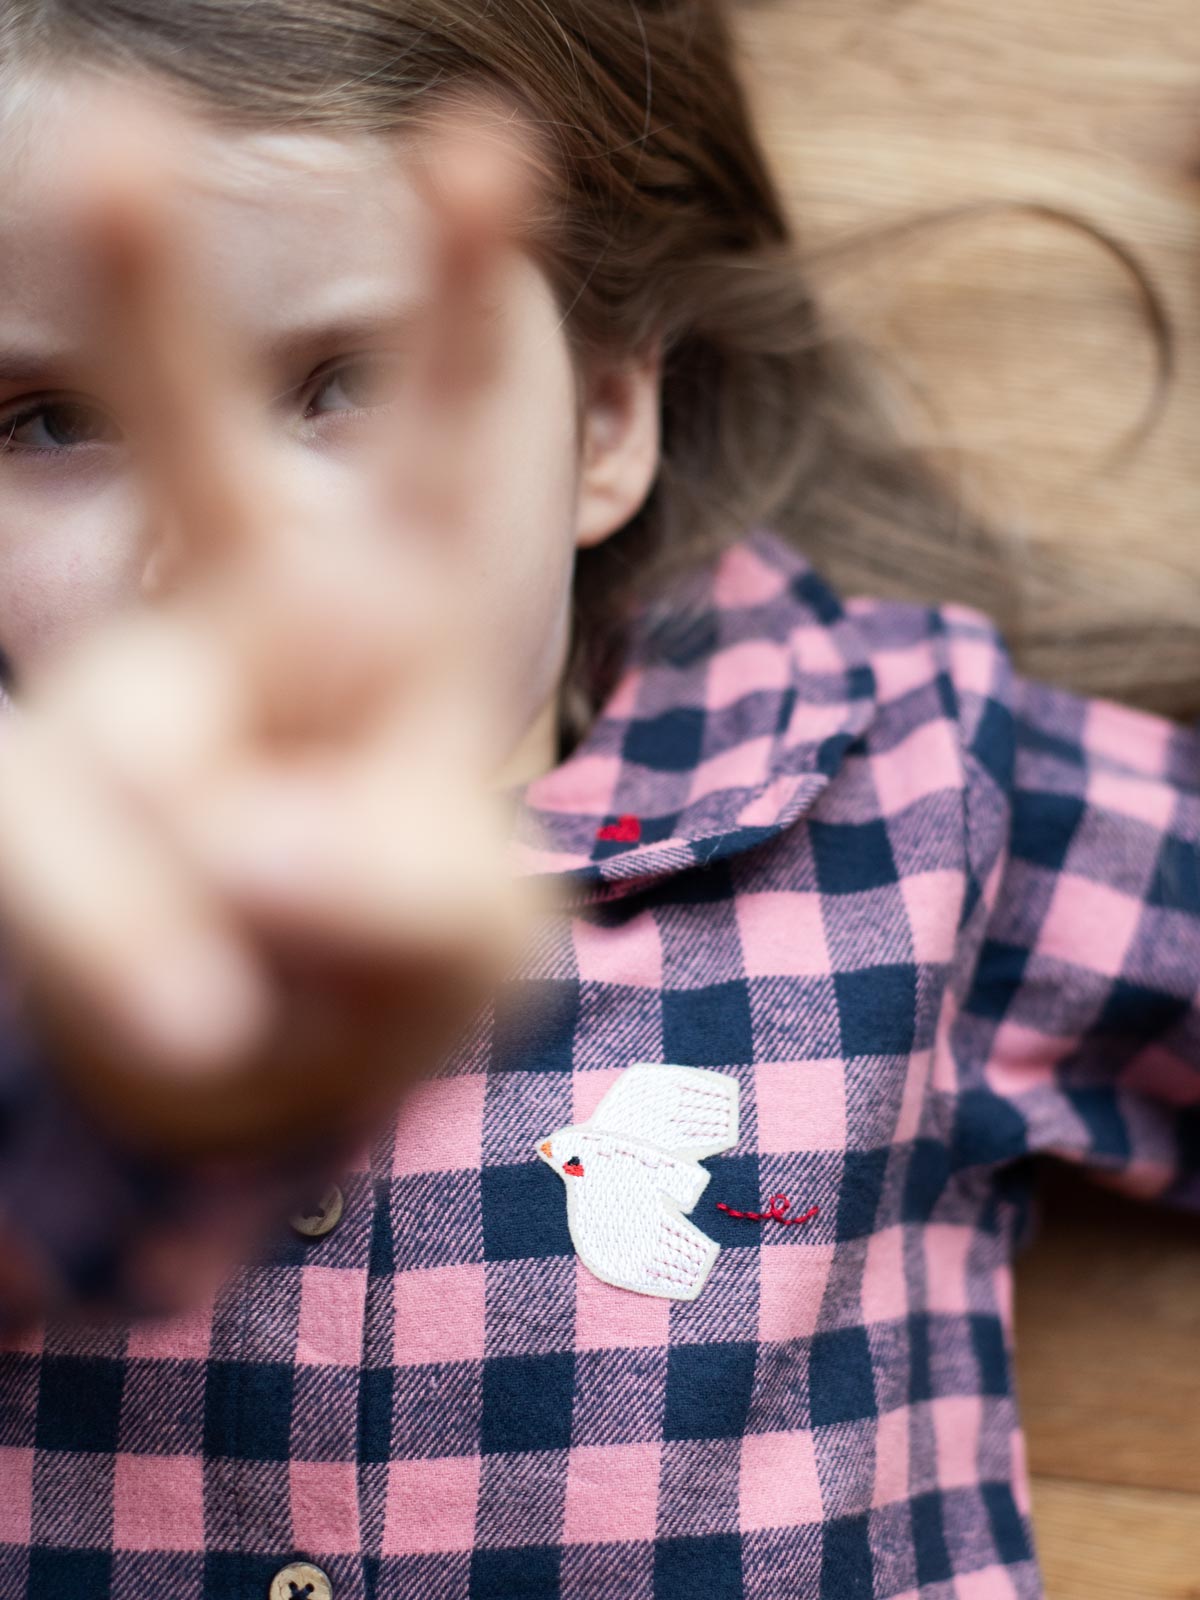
[{"left": 0, "top": 527, "right": 1197, "bottom": 1599}]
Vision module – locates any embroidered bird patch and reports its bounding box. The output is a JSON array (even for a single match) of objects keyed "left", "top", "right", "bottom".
[{"left": 535, "top": 1063, "right": 739, "bottom": 1301}]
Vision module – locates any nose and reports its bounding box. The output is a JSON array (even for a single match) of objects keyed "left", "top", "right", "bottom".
[
  {"left": 538, "top": 1140, "right": 552, "bottom": 1158},
  {"left": 140, "top": 514, "right": 188, "bottom": 602}
]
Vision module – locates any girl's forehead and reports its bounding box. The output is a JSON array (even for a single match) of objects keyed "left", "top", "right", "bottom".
[
  {"left": 2, "top": 66, "right": 412, "bottom": 194},
  {"left": 0, "top": 72, "right": 436, "bottom": 348}
]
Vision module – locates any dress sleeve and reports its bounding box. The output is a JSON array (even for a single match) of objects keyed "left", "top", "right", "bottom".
[
  {"left": 938, "top": 605, "right": 1200, "bottom": 1216},
  {"left": 0, "top": 954, "right": 355, "bottom": 1333}
]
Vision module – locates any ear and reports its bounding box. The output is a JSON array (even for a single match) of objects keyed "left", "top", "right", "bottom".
[{"left": 572, "top": 339, "right": 663, "bottom": 551}]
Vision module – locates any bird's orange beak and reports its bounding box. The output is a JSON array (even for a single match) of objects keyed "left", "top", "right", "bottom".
[{"left": 538, "top": 1140, "right": 552, "bottom": 1158}]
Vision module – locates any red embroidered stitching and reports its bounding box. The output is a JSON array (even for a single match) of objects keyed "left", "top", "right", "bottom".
[
  {"left": 716, "top": 1194, "right": 819, "bottom": 1227},
  {"left": 596, "top": 813, "right": 641, "bottom": 843}
]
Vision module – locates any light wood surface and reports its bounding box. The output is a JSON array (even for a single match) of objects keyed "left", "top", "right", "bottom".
[
  {"left": 1026, "top": 1477, "right": 1200, "bottom": 1600},
  {"left": 729, "top": 6, "right": 1200, "bottom": 1595},
  {"left": 733, "top": 0, "right": 1200, "bottom": 717},
  {"left": 1013, "top": 1167, "right": 1200, "bottom": 1600}
]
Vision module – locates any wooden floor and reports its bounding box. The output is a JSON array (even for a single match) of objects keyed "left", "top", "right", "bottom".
[
  {"left": 1013, "top": 1166, "right": 1200, "bottom": 1599},
  {"left": 733, "top": 0, "right": 1200, "bottom": 720},
  {"left": 729, "top": 4, "right": 1200, "bottom": 1594}
]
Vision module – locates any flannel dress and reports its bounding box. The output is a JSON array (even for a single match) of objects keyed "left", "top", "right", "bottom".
[{"left": 0, "top": 526, "right": 1197, "bottom": 1599}]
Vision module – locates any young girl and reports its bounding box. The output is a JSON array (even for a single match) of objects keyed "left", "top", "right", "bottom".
[{"left": 0, "top": 4, "right": 1196, "bottom": 1600}]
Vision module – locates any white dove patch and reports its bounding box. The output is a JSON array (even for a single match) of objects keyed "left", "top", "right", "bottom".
[{"left": 535, "top": 1063, "right": 739, "bottom": 1302}]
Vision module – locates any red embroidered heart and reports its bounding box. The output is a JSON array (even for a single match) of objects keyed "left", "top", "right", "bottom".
[{"left": 596, "top": 813, "right": 641, "bottom": 843}]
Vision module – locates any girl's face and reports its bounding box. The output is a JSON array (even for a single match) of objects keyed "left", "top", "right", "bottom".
[{"left": 0, "top": 78, "right": 662, "bottom": 784}]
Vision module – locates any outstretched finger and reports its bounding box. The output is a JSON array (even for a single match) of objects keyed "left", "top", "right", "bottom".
[
  {"left": 65, "top": 84, "right": 286, "bottom": 580},
  {"left": 376, "top": 92, "right": 549, "bottom": 534},
  {"left": 0, "top": 715, "right": 272, "bottom": 1081}
]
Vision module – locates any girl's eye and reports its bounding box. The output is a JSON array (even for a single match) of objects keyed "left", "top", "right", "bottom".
[
  {"left": 0, "top": 361, "right": 400, "bottom": 458},
  {"left": 0, "top": 398, "right": 120, "bottom": 456},
  {"left": 304, "top": 356, "right": 401, "bottom": 419}
]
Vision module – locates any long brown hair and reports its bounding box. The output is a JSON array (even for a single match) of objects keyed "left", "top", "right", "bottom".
[{"left": 1, "top": 0, "right": 1030, "bottom": 751}]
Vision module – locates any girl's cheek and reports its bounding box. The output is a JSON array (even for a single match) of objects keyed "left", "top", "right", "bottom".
[{"left": 0, "top": 476, "right": 146, "bottom": 669}]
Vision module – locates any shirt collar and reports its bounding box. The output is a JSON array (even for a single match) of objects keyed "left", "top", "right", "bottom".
[{"left": 510, "top": 528, "right": 878, "bottom": 903}]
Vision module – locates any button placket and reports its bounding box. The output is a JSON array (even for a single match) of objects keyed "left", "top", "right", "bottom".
[{"left": 231, "top": 1162, "right": 369, "bottom": 1596}]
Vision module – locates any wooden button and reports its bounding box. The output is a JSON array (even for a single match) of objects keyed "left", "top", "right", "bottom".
[
  {"left": 288, "top": 1185, "right": 344, "bottom": 1240},
  {"left": 269, "top": 1561, "right": 332, "bottom": 1600}
]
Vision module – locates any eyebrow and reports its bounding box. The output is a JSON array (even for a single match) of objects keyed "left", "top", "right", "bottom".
[
  {"left": 0, "top": 294, "right": 439, "bottom": 392},
  {"left": 260, "top": 299, "right": 436, "bottom": 402},
  {"left": 0, "top": 346, "right": 73, "bottom": 387},
  {"left": 261, "top": 296, "right": 435, "bottom": 368}
]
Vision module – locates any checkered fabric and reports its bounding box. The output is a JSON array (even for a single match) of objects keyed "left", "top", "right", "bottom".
[{"left": 0, "top": 526, "right": 1197, "bottom": 1599}]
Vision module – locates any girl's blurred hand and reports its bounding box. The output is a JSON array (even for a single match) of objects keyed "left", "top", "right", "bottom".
[{"left": 0, "top": 86, "right": 547, "bottom": 1158}]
